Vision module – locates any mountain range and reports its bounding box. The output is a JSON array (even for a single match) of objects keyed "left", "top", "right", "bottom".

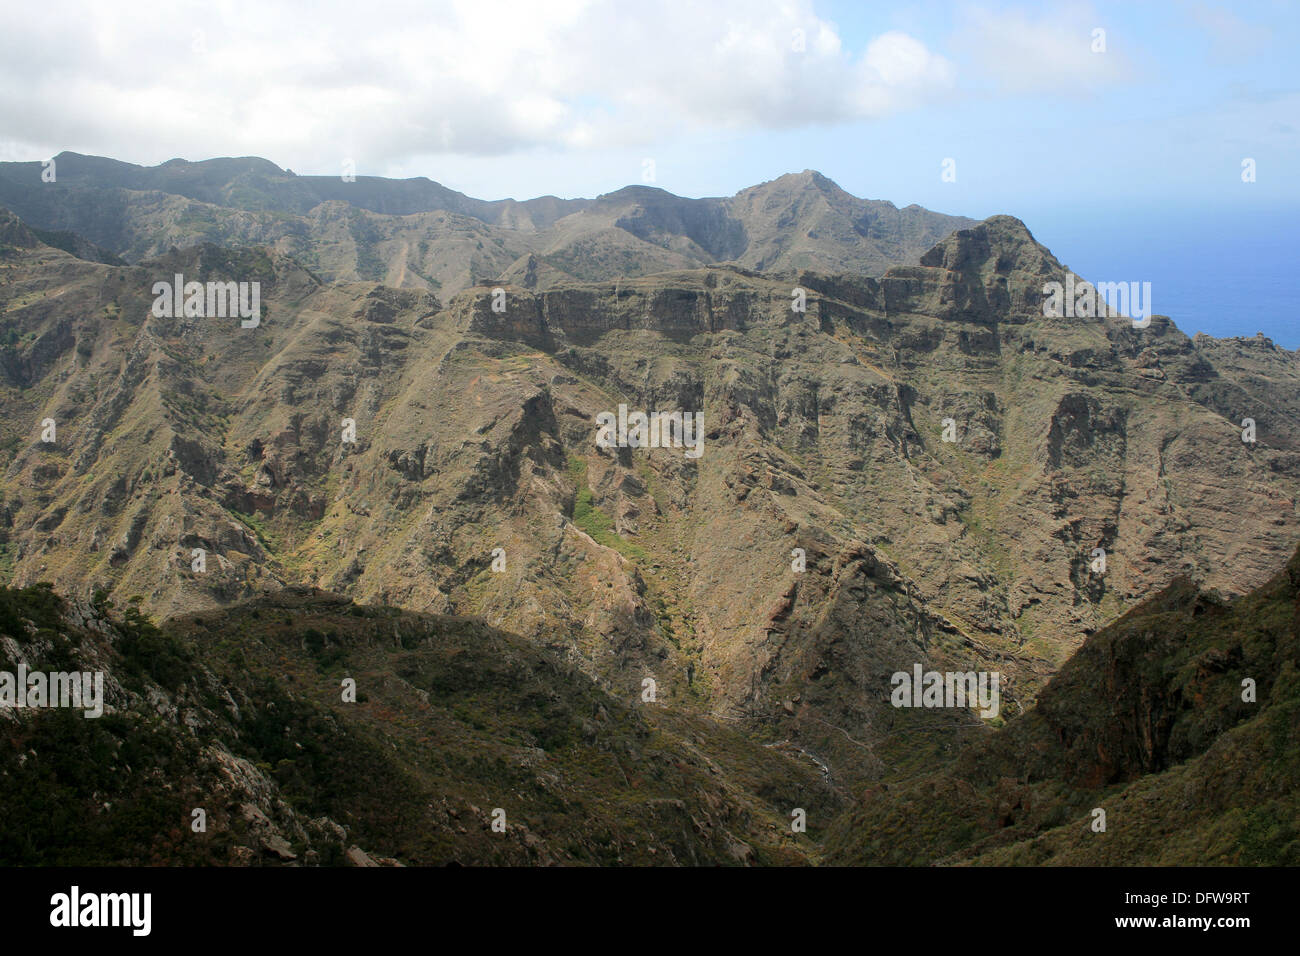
[
  {"left": 0, "top": 153, "right": 973, "bottom": 294},
  {"left": 1, "top": 154, "right": 1297, "bottom": 864}
]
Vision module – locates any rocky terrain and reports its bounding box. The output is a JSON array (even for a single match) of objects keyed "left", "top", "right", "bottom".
[{"left": 0, "top": 156, "right": 1297, "bottom": 863}]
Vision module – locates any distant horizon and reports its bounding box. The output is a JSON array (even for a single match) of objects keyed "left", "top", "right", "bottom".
[{"left": 22, "top": 148, "right": 1300, "bottom": 217}]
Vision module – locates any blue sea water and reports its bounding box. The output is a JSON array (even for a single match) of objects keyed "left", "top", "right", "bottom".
[{"left": 1007, "top": 201, "right": 1299, "bottom": 350}]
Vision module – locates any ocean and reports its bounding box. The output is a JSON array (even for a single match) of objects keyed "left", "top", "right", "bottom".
[{"left": 1011, "top": 201, "right": 1299, "bottom": 350}]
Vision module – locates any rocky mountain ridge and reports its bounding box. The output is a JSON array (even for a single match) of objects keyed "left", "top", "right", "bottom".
[
  {"left": 2, "top": 199, "right": 1296, "bottom": 789},
  {"left": 0, "top": 154, "right": 974, "bottom": 297}
]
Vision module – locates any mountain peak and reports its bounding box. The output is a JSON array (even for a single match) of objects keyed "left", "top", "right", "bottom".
[
  {"left": 917, "top": 214, "right": 1053, "bottom": 272},
  {"left": 748, "top": 169, "right": 846, "bottom": 197},
  {"left": 0, "top": 205, "right": 39, "bottom": 248},
  {"left": 594, "top": 184, "right": 675, "bottom": 203},
  {"left": 795, "top": 168, "right": 836, "bottom": 187}
]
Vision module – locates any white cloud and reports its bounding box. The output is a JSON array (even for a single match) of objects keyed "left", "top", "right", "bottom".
[
  {"left": 951, "top": 2, "right": 1136, "bottom": 95},
  {"left": 0, "top": 0, "right": 955, "bottom": 172},
  {"left": 850, "top": 31, "right": 955, "bottom": 114}
]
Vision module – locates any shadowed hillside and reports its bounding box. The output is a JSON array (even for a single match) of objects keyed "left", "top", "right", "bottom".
[
  {"left": 0, "top": 584, "right": 834, "bottom": 865},
  {"left": 825, "top": 542, "right": 1300, "bottom": 865}
]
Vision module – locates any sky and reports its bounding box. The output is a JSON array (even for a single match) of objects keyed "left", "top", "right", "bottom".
[{"left": 1, "top": 0, "right": 1297, "bottom": 342}]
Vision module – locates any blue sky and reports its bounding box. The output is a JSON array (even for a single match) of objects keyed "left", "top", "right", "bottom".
[
  {"left": 390, "top": 0, "right": 1300, "bottom": 214},
  {"left": 753, "top": 1, "right": 1298, "bottom": 214},
  {"left": 0, "top": 0, "right": 1296, "bottom": 342}
]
